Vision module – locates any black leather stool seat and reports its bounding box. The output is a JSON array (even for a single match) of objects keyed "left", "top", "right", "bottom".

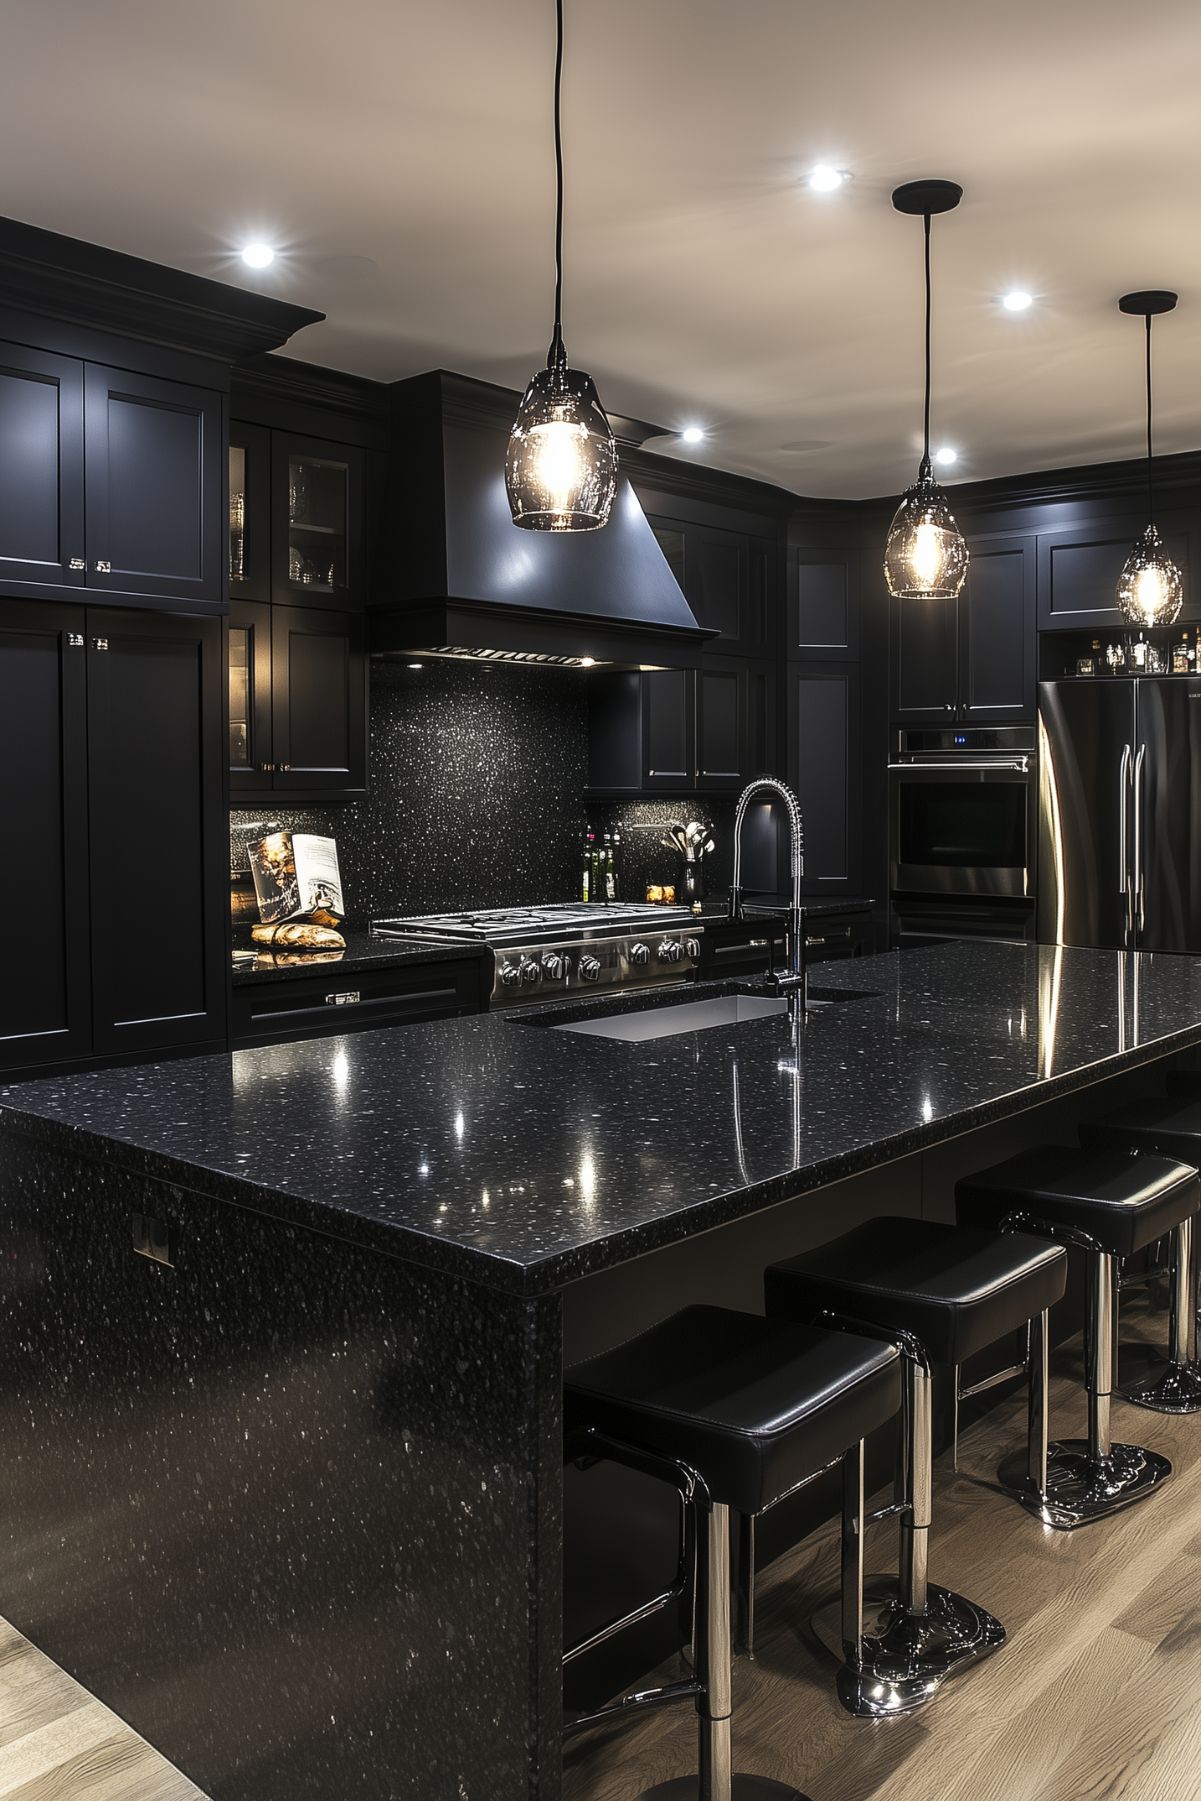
[
  {"left": 957, "top": 1143, "right": 1200, "bottom": 1259},
  {"left": 764, "top": 1218, "right": 1067, "bottom": 1365},
  {"left": 565, "top": 1305, "right": 901, "bottom": 1517},
  {"left": 1080, "top": 1098, "right": 1201, "bottom": 1182}
]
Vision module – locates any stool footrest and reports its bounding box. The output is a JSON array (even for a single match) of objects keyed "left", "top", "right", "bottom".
[{"left": 565, "top": 1676, "right": 702, "bottom": 1739}]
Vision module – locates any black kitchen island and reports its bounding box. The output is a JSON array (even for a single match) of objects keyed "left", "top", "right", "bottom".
[{"left": 1, "top": 940, "right": 1200, "bottom": 1800}]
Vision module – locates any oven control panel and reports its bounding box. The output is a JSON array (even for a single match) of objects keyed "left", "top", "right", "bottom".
[{"left": 490, "top": 930, "right": 704, "bottom": 1007}]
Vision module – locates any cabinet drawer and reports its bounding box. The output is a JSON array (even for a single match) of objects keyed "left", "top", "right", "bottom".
[{"left": 231, "top": 958, "right": 482, "bottom": 1046}]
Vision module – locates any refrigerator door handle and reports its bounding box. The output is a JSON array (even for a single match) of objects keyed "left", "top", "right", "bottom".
[
  {"left": 1134, "top": 741, "right": 1146, "bottom": 935},
  {"left": 1119, "top": 742, "right": 1133, "bottom": 942}
]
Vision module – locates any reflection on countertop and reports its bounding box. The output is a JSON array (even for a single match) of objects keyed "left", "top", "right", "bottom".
[{"left": 4, "top": 942, "right": 1195, "bottom": 1297}]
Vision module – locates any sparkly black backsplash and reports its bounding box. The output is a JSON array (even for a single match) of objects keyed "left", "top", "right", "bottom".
[{"left": 231, "top": 660, "right": 590, "bottom": 918}]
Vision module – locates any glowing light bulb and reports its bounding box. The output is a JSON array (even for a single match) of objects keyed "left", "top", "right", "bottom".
[
  {"left": 1117, "top": 524, "right": 1183, "bottom": 628},
  {"left": 527, "top": 419, "right": 589, "bottom": 514},
  {"left": 1002, "top": 289, "right": 1033, "bottom": 312},
  {"left": 681, "top": 425, "right": 705, "bottom": 444},
  {"left": 240, "top": 242, "right": 275, "bottom": 269},
  {"left": 809, "top": 164, "right": 849, "bottom": 193},
  {"left": 910, "top": 521, "right": 946, "bottom": 588}
]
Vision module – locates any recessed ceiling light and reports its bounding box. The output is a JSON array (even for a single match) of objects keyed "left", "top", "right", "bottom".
[
  {"left": 1001, "top": 289, "right": 1033, "bottom": 312},
  {"left": 240, "top": 242, "right": 276, "bottom": 270},
  {"left": 934, "top": 446, "right": 958, "bottom": 467},
  {"left": 680, "top": 425, "right": 705, "bottom": 444},
  {"left": 407, "top": 662, "right": 424, "bottom": 671},
  {"left": 808, "top": 164, "right": 851, "bottom": 193}
]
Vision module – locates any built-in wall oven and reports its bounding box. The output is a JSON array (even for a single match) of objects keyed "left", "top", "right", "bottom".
[{"left": 889, "top": 725, "right": 1037, "bottom": 945}]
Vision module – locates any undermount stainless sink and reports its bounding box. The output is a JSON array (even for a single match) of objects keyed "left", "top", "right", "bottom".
[{"left": 549, "top": 993, "right": 790, "bottom": 1043}]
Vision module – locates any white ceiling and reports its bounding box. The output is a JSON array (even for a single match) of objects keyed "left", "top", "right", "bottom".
[{"left": 3, "top": 0, "right": 1200, "bottom": 497}]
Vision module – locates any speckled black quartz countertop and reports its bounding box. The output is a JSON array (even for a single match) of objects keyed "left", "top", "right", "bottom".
[
  {"left": 4, "top": 941, "right": 1199, "bottom": 1297},
  {"left": 231, "top": 925, "right": 488, "bottom": 985}
]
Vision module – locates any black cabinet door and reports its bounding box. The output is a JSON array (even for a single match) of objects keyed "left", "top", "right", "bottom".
[
  {"left": 789, "top": 665, "right": 861, "bottom": 896},
  {"left": 891, "top": 593, "right": 959, "bottom": 722},
  {"left": 228, "top": 421, "right": 271, "bottom": 603},
  {"left": 1037, "top": 514, "right": 1194, "bottom": 632},
  {"left": 271, "top": 606, "right": 367, "bottom": 794},
  {"left": 641, "top": 667, "right": 694, "bottom": 788},
  {"left": 86, "top": 609, "right": 226, "bottom": 1056},
  {"left": 0, "top": 604, "right": 91, "bottom": 1071},
  {"left": 272, "top": 432, "right": 365, "bottom": 611},
  {"left": 744, "top": 658, "right": 781, "bottom": 779},
  {"left": 790, "top": 547, "right": 860, "bottom": 660},
  {"left": 228, "top": 599, "right": 273, "bottom": 793},
  {"left": 0, "top": 344, "right": 85, "bottom": 592},
  {"left": 689, "top": 527, "right": 746, "bottom": 647},
  {"left": 696, "top": 660, "right": 745, "bottom": 789},
  {"left": 84, "top": 365, "right": 223, "bottom": 606},
  {"left": 959, "top": 533, "right": 1036, "bottom": 719}
]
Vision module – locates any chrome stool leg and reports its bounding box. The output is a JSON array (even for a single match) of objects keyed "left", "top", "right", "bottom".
[
  {"left": 1033, "top": 1250, "right": 1172, "bottom": 1527},
  {"left": 642, "top": 1500, "right": 811, "bottom": 1800},
  {"left": 1123, "top": 1217, "right": 1201, "bottom": 1414},
  {"left": 817, "top": 1356, "right": 1005, "bottom": 1718}
]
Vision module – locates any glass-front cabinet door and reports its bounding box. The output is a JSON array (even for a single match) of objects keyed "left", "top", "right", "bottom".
[
  {"left": 228, "top": 599, "right": 273, "bottom": 793},
  {"left": 228, "top": 423, "right": 270, "bottom": 601},
  {"left": 271, "top": 431, "right": 364, "bottom": 610}
]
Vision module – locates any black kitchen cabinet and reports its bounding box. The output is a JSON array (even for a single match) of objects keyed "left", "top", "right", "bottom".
[
  {"left": 0, "top": 603, "right": 225, "bottom": 1074},
  {"left": 83, "top": 365, "right": 223, "bottom": 607},
  {"left": 271, "top": 606, "right": 367, "bottom": 795},
  {"left": 0, "top": 342, "right": 224, "bottom": 610},
  {"left": 228, "top": 422, "right": 271, "bottom": 602},
  {"left": 228, "top": 602, "right": 367, "bottom": 799},
  {"left": 272, "top": 431, "right": 365, "bottom": 611},
  {"left": 891, "top": 532, "right": 1035, "bottom": 722},
  {"left": 1037, "top": 514, "right": 1194, "bottom": 631},
  {"left": 87, "top": 610, "right": 226, "bottom": 1056},
  {"left": 789, "top": 546, "right": 860, "bottom": 660},
  {"left": 590, "top": 657, "right": 778, "bottom": 794},
  {"left": 0, "top": 604, "right": 91, "bottom": 1070},
  {"left": 0, "top": 345, "right": 85, "bottom": 591},
  {"left": 231, "top": 956, "right": 483, "bottom": 1048},
  {"left": 646, "top": 515, "right": 775, "bottom": 654},
  {"left": 789, "top": 664, "right": 861, "bottom": 896}
]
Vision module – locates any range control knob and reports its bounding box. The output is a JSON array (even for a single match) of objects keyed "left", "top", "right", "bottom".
[
  {"left": 579, "top": 954, "right": 602, "bottom": 983},
  {"left": 628, "top": 941, "right": 651, "bottom": 966},
  {"left": 520, "top": 958, "right": 542, "bottom": 985},
  {"left": 684, "top": 938, "right": 702, "bottom": 961},
  {"left": 658, "top": 939, "right": 684, "bottom": 964},
  {"left": 542, "top": 952, "right": 566, "bottom": 980},
  {"left": 500, "top": 961, "right": 521, "bottom": 988}
]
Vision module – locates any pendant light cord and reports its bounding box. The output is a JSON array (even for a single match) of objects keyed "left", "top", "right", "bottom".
[
  {"left": 549, "top": 0, "right": 566, "bottom": 367},
  {"left": 1145, "top": 311, "right": 1154, "bottom": 521},
  {"left": 922, "top": 212, "right": 933, "bottom": 474}
]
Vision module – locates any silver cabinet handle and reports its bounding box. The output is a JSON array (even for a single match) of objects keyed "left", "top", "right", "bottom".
[
  {"left": 68, "top": 557, "right": 85, "bottom": 571},
  {"left": 94, "top": 559, "right": 112, "bottom": 574},
  {"left": 324, "top": 991, "right": 361, "bottom": 1007},
  {"left": 1118, "top": 742, "right": 1132, "bottom": 941},
  {"left": 1134, "top": 742, "right": 1146, "bottom": 935},
  {"left": 91, "top": 637, "right": 109, "bottom": 652},
  {"left": 66, "top": 632, "right": 84, "bottom": 648}
]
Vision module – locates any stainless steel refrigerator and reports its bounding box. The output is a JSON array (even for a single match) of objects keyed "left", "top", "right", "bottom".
[{"left": 1039, "top": 677, "right": 1201, "bottom": 951}]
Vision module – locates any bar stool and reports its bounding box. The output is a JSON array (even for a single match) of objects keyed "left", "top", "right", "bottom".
[
  {"left": 564, "top": 1304, "right": 901, "bottom": 1801},
  {"left": 764, "top": 1218, "right": 1066, "bottom": 1715},
  {"left": 956, "top": 1143, "right": 1197, "bottom": 1523},
  {"left": 1078, "top": 1097, "right": 1201, "bottom": 1413}
]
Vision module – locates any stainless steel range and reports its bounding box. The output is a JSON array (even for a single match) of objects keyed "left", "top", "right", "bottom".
[{"left": 370, "top": 905, "right": 704, "bottom": 1007}]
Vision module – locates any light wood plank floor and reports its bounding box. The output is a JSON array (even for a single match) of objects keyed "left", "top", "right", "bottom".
[
  {"left": 566, "top": 1299, "right": 1201, "bottom": 1801},
  {"left": 1, "top": 1303, "right": 1199, "bottom": 1800}
]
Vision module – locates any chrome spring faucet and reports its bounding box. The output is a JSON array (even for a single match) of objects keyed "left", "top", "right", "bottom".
[{"left": 728, "top": 778, "right": 807, "bottom": 995}]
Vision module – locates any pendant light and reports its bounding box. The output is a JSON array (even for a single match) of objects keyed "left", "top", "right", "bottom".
[
  {"left": 1116, "top": 291, "right": 1182, "bottom": 628},
  {"left": 505, "top": 0, "right": 617, "bottom": 532},
  {"left": 883, "top": 181, "right": 969, "bottom": 601}
]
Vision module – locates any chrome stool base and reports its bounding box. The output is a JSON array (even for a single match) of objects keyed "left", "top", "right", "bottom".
[
  {"left": 641, "top": 1780, "right": 811, "bottom": 1799},
  {"left": 1122, "top": 1358, "right": 1201, "bottom": 1415},
  {"left": 998, "top": 1438, "right": 1171, "bottom": 1529},
  {"left": 813, "top": 1577, "right": 1005, "bottom": 1718}
]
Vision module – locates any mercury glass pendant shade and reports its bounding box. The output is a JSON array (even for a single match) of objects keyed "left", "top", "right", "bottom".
[
  {"left": 505, "top": 355, "right": 617, "bottom": 531},
  {"left": 1117, "top": 523, "right": 1183, "bottom": 628},
  {"left": 883, "top": 464, "right": 969, "bottom": 601}
]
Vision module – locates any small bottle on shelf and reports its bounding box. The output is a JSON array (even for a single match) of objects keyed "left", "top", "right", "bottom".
[
  {"left": 611, "top": 830, "right": 623, "bottom": 902},
  {"left": 580, "top": 833, "right": 592, "bottom": 903},
  {"left": 1173, "top": 633, "right": 1191, "bottom": 675},
  {"left": 1132, "top": 632, "right": 1148, "bottom": 672}
]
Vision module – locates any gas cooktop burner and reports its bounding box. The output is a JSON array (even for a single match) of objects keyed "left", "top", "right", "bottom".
[{"left": 370, "top": 904, "right": 705, "bottom": 1005}]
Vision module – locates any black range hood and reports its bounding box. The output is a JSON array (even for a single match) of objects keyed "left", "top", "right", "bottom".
[{"left": 370, "top": 371, "right": 711, "bottom": 669}]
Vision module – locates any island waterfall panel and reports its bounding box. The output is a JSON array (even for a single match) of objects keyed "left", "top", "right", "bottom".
[{"left": 0, "top": 1132, "right": 563, "bottom": 1801}]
